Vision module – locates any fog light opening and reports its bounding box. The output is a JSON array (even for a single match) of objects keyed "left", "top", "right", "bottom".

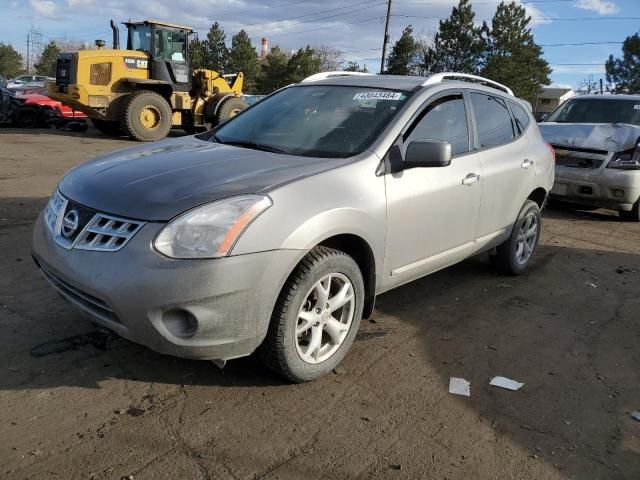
[
  {"left": 162, "top": 309, "right": 198, "bottom": 338},
  {"left": 613, "top": 189, "right": 625, "bottom": 199}
]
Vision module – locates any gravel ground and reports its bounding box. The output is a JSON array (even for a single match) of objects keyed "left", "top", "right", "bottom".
[{"left": 1, "top": 128, "right": 639, "bottom": 480}]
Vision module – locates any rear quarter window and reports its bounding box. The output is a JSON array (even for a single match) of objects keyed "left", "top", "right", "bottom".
[
  {"left": 508, "top": 101, "right": 531, "bottom": 135},
  {"left": 470, "top": 92, "right": 515, "bottom": 148}
]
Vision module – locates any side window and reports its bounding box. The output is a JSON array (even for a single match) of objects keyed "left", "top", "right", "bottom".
[
  {"left": 509, "top": 101, "right": 531, "bottom": 135},
  {"left": 470, "top": 93, "right": 515, "bottom": 148},
  {"left": 407, "top": 95, "right": 470, "bottom": 156}
]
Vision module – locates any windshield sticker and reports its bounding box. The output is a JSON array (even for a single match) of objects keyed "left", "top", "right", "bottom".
[
  {"left": 353, "top": 91, "right": 402, "bottom": 101},
  {"left": 634, "top": 105, "right": 640, "bottom": 110}
]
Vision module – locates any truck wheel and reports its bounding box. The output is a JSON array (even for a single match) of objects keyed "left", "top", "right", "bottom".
[
  {"left": 120, "top": 90, "right": 172, "bottom": 142},
  {"left": 259, "top": 246, "right": 364, "bottom": 383},
  {"left": 619, "top": 200, "right": 640, "bottom": 222},
  {"left": 16, "top": 108, "right": 41, "bottom": 128},
  {"left": 490, "top": 199, "right": 542, "bottom": 275},
  {"left": 91, "top": 119, "right": 122, "bottom": 136},
  {"left": 214, "top": 96, "right": 248, "bottom": 125}
]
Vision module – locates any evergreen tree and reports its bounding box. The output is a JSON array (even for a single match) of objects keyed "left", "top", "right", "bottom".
[
  {"left": 256, "top": 46, "right": 290, "bottom": 93},
  {"left": 35, "top": 41, "right": 60, "bottom": 77},
  {"left": 228, "top": 30, "right": 260, "bottom": 92},
  {"left": 189, "top": 38, "right": 209, "bottom": 70},
  {"left": 606, "top": 33, "right": 640, "bottom": 93},
  {"left": 0, "top": 43, "right": 24, "bottom": 78},
  {"left": 482, "top": 1, "right": 551, "bottom": 103},
  {"left": 422, "top": 0, "right": 488, "bottom": 74},
  {"left": 206, "top": 22, "right": 229, "bottom": 72},
  {"left": 344, "top": 61, "right": 368, "bottom": 73},
  {"left": 385, "top": 26, "right": 419, "bottom": 75},
  {"left": 285, "top": 46, "right": 321, "bottom": 84}
]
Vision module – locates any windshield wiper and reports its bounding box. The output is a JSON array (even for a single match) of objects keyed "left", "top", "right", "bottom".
[{"left": 216, "top": 139, "right": 288, "bottom": 154}]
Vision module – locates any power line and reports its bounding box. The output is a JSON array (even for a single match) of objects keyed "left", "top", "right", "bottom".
[
  {"left": 265, "top": 15, "right": 385, "bottom": 38},
  {"left": 541, "top": 41, "right": 624, "bottom": 46},
  {"left": 236, "top": 0, "right": 383, "bottom": 30},
  {"left": 391, "top": 14, "right": 640, "bottom": 21}
]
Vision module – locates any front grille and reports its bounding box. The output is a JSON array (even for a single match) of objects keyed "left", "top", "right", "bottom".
[
  {"left": 43, "top": 190, "right": 145, "bottom": 252},
  {"left": 38, "top": 260, "right": 120, "bottom": 324},
  {"left": 55, "top": 56, "right": 71, "bottom": 86},
  {"left": 74, "top": 214, "right": 144, "bottom": 252},
  {"left": 90, "top": 62, "right": 112, "bottom": 86},
  {"left": 555, "top": 155, "right": 604, "bottom": 169},
  {"left": 552, "top": 145, "right": 608, "bottom": 169}
]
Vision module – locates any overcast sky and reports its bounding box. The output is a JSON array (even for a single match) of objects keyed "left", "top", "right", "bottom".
[{"left": 3, "top": 0, "right": 639, "bottom": 88}]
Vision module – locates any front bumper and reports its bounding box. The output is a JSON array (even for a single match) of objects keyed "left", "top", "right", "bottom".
[
  {"left": 32, "top": 213, "right": 303, "bottom": 360},
  {"left": 551, "top": 165, "right": 640, "bottom": 211}
]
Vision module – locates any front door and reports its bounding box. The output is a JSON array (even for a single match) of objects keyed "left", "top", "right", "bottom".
[{"left": 384, "top": 92, "right": 483, "bottom": 290}]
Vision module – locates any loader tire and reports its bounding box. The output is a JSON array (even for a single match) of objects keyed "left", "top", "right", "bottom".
[
  {"left": 214, "top": 96, "right": 248, "bottom": 125},
  {"left": 120, "top": 90, "right": 172, "bottom": 142},
  {"left": 91, "top": 119, "right": 122, "bottom": 136}
]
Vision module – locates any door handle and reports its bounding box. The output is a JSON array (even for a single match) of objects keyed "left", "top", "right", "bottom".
[
  {"left": 521, "top": 159, "right": 534, "bottom": 169},
  {"left": 462, "top": 173, "right": 480, "bottom": 186}
]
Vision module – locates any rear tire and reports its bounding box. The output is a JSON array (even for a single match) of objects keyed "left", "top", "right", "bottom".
[
  {"left": 120, "top": 90, "right": 172, "bottom": 142},
  {"left": 259, "top": 246, "right": 364, "bottom": 383},
  {"left": 490, "top": 200, "right": 542, "bottom": 275},
  {"left": 91, "top": 118, "right": 122, "bottom": 136},
  {"left": 619, "top": 200, "right": 640, "bottom": 222}
]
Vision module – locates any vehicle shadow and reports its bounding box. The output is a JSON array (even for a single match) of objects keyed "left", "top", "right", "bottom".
[
  {"left": 373, "top": 244, "right": 640, "bottom": 479},
  {"left": 545, "top": 201, "right": 624, "bottom": 222}
]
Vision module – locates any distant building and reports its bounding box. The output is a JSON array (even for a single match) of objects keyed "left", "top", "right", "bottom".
[{"left": 534, "top": 87, "right": 575, "bottom": 121}]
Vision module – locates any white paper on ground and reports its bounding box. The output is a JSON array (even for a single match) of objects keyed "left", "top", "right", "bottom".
[
  {"left": 449, "top": 377, "right": 471, "bottom": 396},
  {"left": 490, "top": 376, "right": 525, "bottom": 391},
  {"left": 632, "top": 411, "right": 640, "bottom": 422}
]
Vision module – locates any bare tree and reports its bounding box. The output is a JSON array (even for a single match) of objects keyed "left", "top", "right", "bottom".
[
  {"left": 579, "top": 74, "right": 598, "bottom": 94},
  {"left": 312, "top": 46, "right": 343, "bottom": 71},
  {"left": 54, "top": 38, "right": 94, "bottom": 53}
]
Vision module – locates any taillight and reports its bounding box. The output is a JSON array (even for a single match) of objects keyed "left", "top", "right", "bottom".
[{"left": 545, "top": 142, "right": 556, "bottom": 162}]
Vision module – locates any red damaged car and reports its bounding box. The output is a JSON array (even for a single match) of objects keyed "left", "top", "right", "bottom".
[{"left": 2, "top": 86, "right": 87, "bottom": 130}]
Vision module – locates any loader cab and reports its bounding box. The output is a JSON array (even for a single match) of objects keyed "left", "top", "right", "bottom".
[{"left": 125, "top": 20, "right": 192, "bottom": 91}]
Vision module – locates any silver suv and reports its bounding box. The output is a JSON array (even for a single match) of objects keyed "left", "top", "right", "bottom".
[{"left": 32, "top": 73, "right": 554, "bottom": 382}]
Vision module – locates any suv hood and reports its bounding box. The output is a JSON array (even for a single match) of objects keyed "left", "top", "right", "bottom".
[
  {"left": 58, "top": 136, "right": 347, "bottom": 221},
  {"left": 539, "top": 122, "right": 640, "bottom": 152}
]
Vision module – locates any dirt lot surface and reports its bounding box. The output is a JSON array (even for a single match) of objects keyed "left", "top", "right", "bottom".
[{"left": 1, "top": 128, "right": 639, "bottom": 480}]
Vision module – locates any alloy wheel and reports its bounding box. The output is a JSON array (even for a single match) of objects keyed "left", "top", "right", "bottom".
[
  {"left": 295, "top": 273, "right": 355, "bottom": 364},
  {"left": 515, "top": 212, "right": 538, "bottom": 265}
]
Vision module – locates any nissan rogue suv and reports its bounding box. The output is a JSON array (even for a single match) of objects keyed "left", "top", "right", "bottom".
[{"left": 32, "top": 73, "right": 554, "bottom": 382}]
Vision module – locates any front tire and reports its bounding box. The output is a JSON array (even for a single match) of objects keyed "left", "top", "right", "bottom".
[
  {"left": 490, "top": 199, "right": 542, "bottom": 275},
  {"left": 120, "top": 90, "right": 172, "bottom": 142},
  {"left": 259, "top": 246, "right": 364, "bottom": 383},
  {"left": 619, "top": 200, "right": 640, "bottom": 222}
]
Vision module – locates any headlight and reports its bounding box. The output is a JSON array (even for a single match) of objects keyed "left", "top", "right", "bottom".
[
  {"left": 154, "top": 195, "right": 272, "bottom": 259},
  {"left": 607, "top": 143, "right": 640, "bottom": 170}
]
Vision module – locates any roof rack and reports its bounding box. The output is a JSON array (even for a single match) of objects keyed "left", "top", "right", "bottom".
[
  {"left": 422, "top": 73, "right": 513, "bottom": 96},
  {"left": 301, "top": 71, "right": 373, "bottom": 83}
]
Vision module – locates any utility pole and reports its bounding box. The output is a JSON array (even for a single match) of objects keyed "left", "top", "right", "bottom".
[
  {"left": 380, "top": 0, "right": 392, "bottom": 74},
  {"left": 26, "top": 33, "right": 30, "bottom": 73}
]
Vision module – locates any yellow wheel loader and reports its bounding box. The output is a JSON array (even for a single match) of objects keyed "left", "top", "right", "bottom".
[{"left": 49, "top": 19, "right": 249, "bottom": 142}]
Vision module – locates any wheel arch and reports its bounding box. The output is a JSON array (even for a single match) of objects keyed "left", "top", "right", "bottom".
[
  {"left": 528, "top": 187, "right": 548, "bottom": 209},
  {"left": 123, "top": 78, "right": 173, "bottom": 101},
  {"left": 316, "top": 234, "right": 377, "bottom": 319}
]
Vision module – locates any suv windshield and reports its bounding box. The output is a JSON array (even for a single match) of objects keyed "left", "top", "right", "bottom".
[
  {"left": 209, "top": 85, "right": 412, "bottom": 158},
  {"left": 546, "top": 98, "right": 640, "bottom": 126}
]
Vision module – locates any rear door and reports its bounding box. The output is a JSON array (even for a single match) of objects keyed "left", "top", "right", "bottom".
[
  {"left": 383, "top": 91, "right": 483, "bottom": 289},
  {"left": 469, "top": 92, "right": 536, "bottom": 241}
]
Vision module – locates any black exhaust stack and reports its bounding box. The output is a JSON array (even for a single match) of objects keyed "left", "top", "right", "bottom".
[{"left": 110, "top": 20, "right": 120, "bottom": 49}]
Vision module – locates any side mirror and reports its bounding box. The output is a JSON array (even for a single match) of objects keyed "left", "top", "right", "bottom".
[{"left": 404, "top": 140, "right": 452, "bottom": 169}]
